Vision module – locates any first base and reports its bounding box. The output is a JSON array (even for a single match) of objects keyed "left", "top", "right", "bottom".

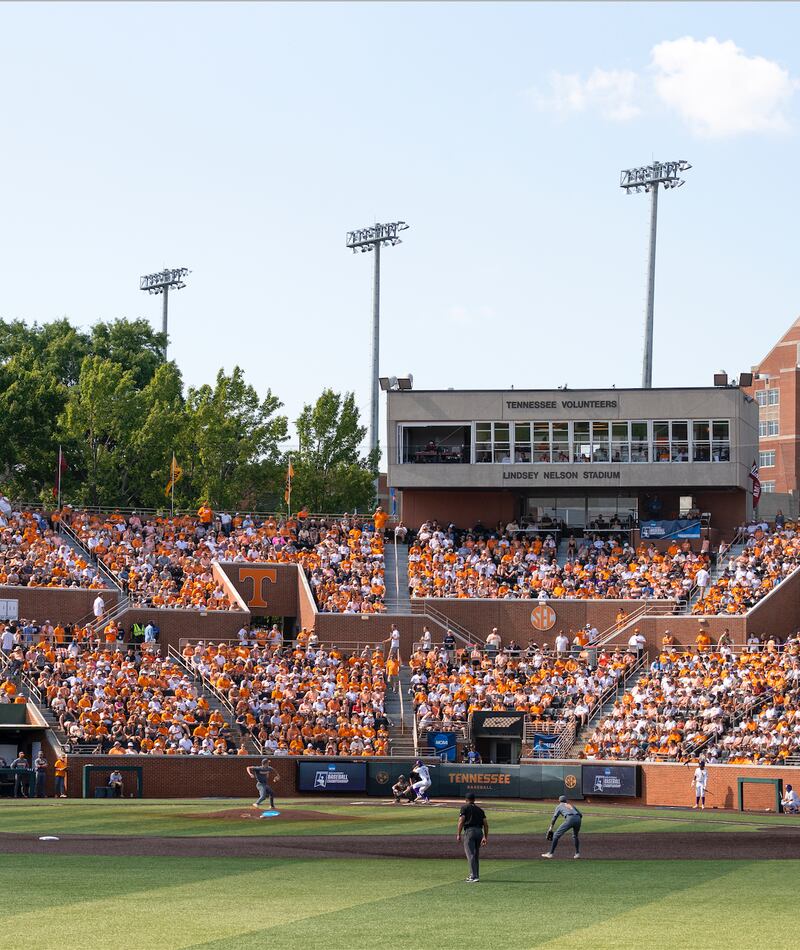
[
  {"left": 259, "top": 810, "right": 280, "bottom": 818},
  {"left": 39, "top": 836, "right": 60, "bottom": 841}
]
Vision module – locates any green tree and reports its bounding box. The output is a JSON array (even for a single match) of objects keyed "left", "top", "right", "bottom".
[
  {"left": 89, "top": 319, "right": 166, "bottom": 389},
  {"left": 60, "top": 356, "right": 142, "bottom": 506},
  {"left": 183, "top": 367, "right": 288, "bottom": 509},
  {"left": 0, "top": 344, "right": 66, "bottom": 499},
  {"left": 292, "top": 389, "right": 377, "bottom": 512},
  {"left": 127, "top": 363, "right": 188, "bottom": 508}
]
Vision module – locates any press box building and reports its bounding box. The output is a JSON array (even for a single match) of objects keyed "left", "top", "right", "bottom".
[{"left": 386, "top": 386, "right": 758, "bottom": 532}]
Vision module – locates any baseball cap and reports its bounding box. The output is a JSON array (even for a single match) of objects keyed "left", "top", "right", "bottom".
[{"left": 558, "top": 795, "right": 568, "bottom": 803}]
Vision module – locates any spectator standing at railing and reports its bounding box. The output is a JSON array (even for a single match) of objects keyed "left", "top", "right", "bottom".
[
  {"left": 695, "top": 565, "right": 710, "bottom": 601},
  {"left": 92, "top": 594, "right": 105, "bottom": 620},
  {"left": 373, "top": 506, "right": 389, "bottom": 536},
  {"left": 485, "top": 628, "right": 501, "bottom": 658}
]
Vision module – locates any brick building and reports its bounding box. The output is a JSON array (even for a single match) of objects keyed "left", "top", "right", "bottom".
[{"left": 748, "top": 317, "right": 800, "bottom": 516}]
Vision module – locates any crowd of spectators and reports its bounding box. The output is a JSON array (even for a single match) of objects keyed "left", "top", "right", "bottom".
[
  {"left": 583, "top": 637, "right": 800, "bottom": 764},
  {"left": 64, "top": 507, "right": 386, "bottom": 614},
  {"left": 408, "top": 520, "right": 707, "bottom": 601},
  {"left": 0, "top": 497, "right": 104, "bottom": 590},
  {"left": 9, "top": 643, "right": 246, "bottom": 755},
  {"left": 409, "top": 627, "right": 636, "bottom": 739},
  {"left": 182, "top": 638, "right": 391, "bottom": 756},
  {"left": 692, "top": 527, "right": 800, "bottom": 616}
]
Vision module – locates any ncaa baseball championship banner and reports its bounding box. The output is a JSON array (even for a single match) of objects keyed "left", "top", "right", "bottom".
[
  {"left": 640, "top": 519, "right": 701, "bottom": 540},
  {"left": 582, "top": 764, "right": 639, "bottom": 797},
  {"left": 297, "top": 761, "right": 367, "bottom": 793}
]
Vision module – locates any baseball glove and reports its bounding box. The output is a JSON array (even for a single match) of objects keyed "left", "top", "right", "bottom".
[{"left": 546, "top": 829, "right": 554, "bottom": 842}]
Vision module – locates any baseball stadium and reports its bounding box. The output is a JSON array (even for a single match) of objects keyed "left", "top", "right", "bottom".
[
  {"left": 3, "top": 6, "right": 800, "bottom": 948},
  {"left": 3, "top": 370, "right": 800, "bottom": 948}
]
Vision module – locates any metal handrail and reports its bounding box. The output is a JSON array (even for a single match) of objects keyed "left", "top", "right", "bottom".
[
  {"left": 167, "top": 645, "right": 264, "bottom": 755},
  {"left": 416, "top": 603, "right": 474, "bottom": 647}
]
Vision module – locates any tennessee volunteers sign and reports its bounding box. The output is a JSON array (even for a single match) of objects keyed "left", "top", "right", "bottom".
[
  {"left": 530, "top": 603, "right": 556, "bottom": 632},
  {"left": 238, "top": 567, "right": 277, "bottom": 608}
]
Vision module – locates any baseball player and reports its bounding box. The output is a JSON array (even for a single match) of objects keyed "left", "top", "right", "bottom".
[
  {"left": 247, "top": 758, "right": 280, "bottom": 810},
  {"left": 781, "top": 784, "right": 799, "bottom": 814},
  {"left": 410, "top": 759, "right": 432, "bottom": 803},
  {"left": 542, "top": 795, "right": 582, "bottom": 859},
  {"left": 692, "top": 759, "right": 709, "bottom": 809}
]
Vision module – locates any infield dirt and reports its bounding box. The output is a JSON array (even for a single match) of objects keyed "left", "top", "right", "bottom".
[{"left": 1, "top": 831, "right": 798, "bottom": 860}]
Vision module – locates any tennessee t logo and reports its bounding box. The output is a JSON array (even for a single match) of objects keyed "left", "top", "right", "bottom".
[{"left": 238, "top": 567, "right": 277, "bottom": 608}]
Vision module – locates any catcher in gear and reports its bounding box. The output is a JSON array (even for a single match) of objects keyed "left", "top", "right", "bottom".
[{"left": 542, "top": 795, "right": 582, "bottom": 859}]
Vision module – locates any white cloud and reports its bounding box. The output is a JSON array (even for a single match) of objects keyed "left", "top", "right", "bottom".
[
  {"left": 537, "top": 68, "right": 641, "bottom": 121},
  {"left": 534, "top": 37, "right": 796, "bottom": 137},
  {"left": 651, "top": 36, "right": 795, "bottom": 137}
]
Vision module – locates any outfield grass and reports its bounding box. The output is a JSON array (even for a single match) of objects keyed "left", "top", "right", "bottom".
[
  {"left": 1, "top": 797, "right": 795, "bottom": 838},
  {"left": 0, "top": 852, "right": 796, "bottom": 949}
]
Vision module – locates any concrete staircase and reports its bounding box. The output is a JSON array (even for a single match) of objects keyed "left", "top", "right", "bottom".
[
  {"left": 681, "top": 534, "right": 749, "bottom": 613},
  {"left": 385, "top": 664, "right": 416, "bottom": 756},
  {"left": 383, "top": 542, "right": 412, "bottom": 614},
  {"left": 567, "top": 653, "right": 650, "bottom": 757},
  {"left": 167, "top": 647, "right": 261, "bottom": 753}
]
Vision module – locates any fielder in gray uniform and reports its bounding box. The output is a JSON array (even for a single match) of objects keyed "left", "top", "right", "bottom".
[{"left": 541, "top": 795, "right": 582, "bottom": 859}]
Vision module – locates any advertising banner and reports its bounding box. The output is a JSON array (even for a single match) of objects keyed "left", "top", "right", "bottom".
[
  {"left": 428, "top": 732, "right": 457, "bottom": 761},
  {"left": 297, "top": 761, "right": 367, "bottom": 793},
  {"left": 582, "top": 764, "right": 639, "bottom": 797},
  {"left": 640, "top": 519, "right": 701, "bottom": 540},
  {"left": 433, "top": 764, "right": 520, "bottom": 798}
]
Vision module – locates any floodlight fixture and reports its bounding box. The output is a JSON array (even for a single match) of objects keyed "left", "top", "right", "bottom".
[
  {"left": 139, "top": 266, "right": 190, "bottom": 357},
  {"left": 620, "top": 160, "right": 691, "bottom": 389},
  {"left": 345, "top": 220, "right": 410, "bottom": 473}
]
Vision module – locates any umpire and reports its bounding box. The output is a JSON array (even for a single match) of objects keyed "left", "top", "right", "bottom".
[
  {"left": 456, "top": 792, "right": 488, "bottom": 883},
  {"left": 541, "top": 795, "right": 582, "bottom": 859}
]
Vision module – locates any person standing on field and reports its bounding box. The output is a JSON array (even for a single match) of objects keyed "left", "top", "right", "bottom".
[
  {"left": 457, "top": 792, "right": 488, "bottom": 883},
  {"left": 542, "top": 795, "right": 582, "bottom": 859},
  {"left": 692, "top": 760, "right": 709, "bottom": 809},
  {"left": 247, "top": 758, "right": 279, "bottom": 810}
]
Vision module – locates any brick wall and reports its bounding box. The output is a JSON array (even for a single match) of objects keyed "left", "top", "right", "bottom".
[
  {"left": 122, "top": 608, "right": 249, "bottom": 654},
  {"left": 635, "top": 761, "right": 796, "bottom": 812},
  {"left": 0, "top": 585, "right": 118, "bottom": 624},
  {"left": 58, "top": 754, "right": 800, "bottom": 811},
  {"left": 65, "top": 753, "right": 299, "bottom": 799}
]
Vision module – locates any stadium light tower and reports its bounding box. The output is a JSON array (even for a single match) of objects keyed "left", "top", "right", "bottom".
[
  {"left": 139, "top": 267, "right": 190, "bottom": 358},
  {"left": 620, "top": 160, "right": 691, "bottom": 389},
  {"left": 346, "top": 221, "right": 409, "bottom": 462}
]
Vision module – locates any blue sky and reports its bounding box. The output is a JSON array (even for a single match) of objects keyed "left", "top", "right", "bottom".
[{"left": 1, "top": 2, "right": 798, "bottom": 451}]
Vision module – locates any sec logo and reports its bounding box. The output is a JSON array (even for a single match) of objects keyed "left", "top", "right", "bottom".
[
  {"left": 564, "top": 774, "right": 577, "bottom": 790},
  {"left": 375, "top": 770, "right": 390, "bottom": 785},
  {"left": 530, "top": 604, "right": 556, "bottom": 632}
]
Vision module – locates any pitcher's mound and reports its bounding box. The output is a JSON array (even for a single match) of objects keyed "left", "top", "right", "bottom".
[{"left": 184, "top": 808, "right": 358, "bottom": 822}]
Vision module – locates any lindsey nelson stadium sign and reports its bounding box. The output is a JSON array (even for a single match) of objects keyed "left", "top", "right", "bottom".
[{"left": 502, "top": 469, "right": 621, "bottom": 481}]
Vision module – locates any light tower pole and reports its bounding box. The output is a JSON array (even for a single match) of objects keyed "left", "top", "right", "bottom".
[
  {"left": 139, "top": 267, "right": 190, "bottom": 358},
  {"left": 620, "top": 161, "right": 691, "bottom": 388},
  {"left": 345, "top": 222, "right": 409, "bottom": 463}
]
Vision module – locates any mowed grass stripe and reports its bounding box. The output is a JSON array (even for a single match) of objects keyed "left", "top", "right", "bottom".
[
  {"left": 192, "top": 859, "right": 743, "bottom": 950},
  {"left": 0, "top": 856, "right": 471, "bottom": 950},
  {"left": 1, "top": 799, "right": 793, "bottom": 840},
  {"left": 531, "top": 860, "right": 797, "bottom": 949}
]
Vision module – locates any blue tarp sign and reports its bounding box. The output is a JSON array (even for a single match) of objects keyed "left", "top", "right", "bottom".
[{"left": 640, "top": 519, "right": 701, "bottom": 540}]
